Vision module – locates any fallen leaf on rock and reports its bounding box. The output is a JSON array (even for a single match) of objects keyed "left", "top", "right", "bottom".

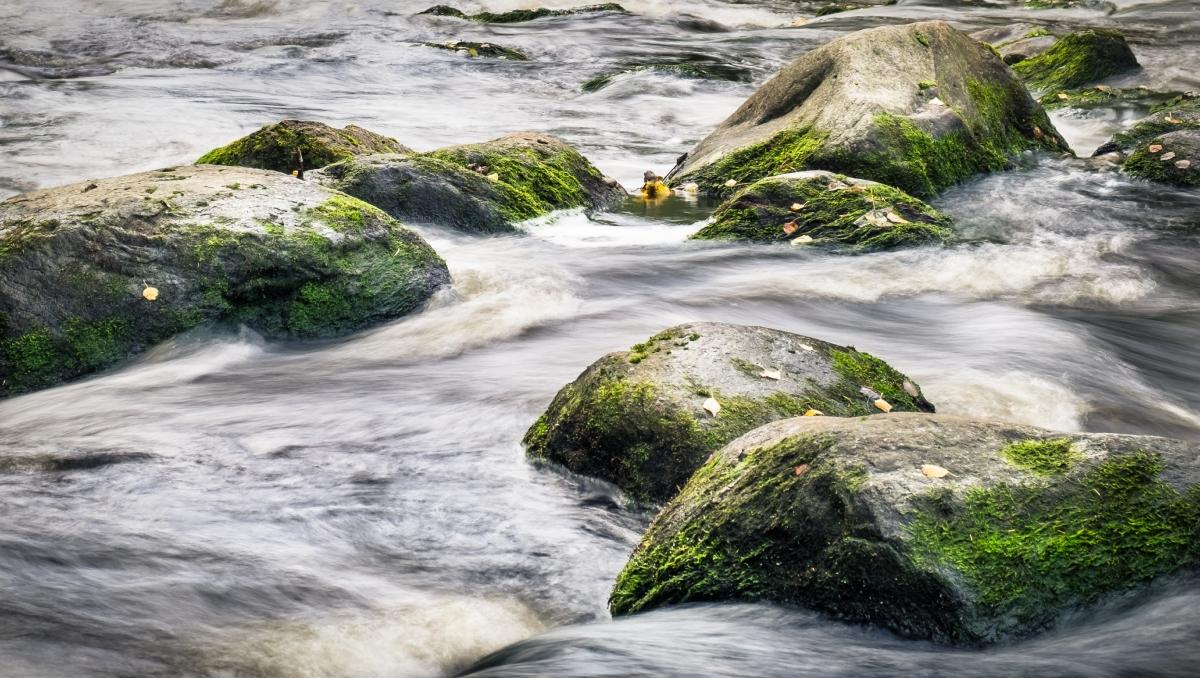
[
  {"left": 1161, "top": 152, "right": 1177, "bottom": 162},
  {"left": 1177, "top": 159, "right": 1192, "bottom": 169},
  {"left": 885, "top": 211, "right": 909, "bottom": 224},
  {"left": 782, "top": 221, "right": 798, "bottom": 235},
  {"left": 1032, "top": 126, "right": 1043, "bottom": 139},
  {"left": 803, "top": 409, "right": 824, "bottom": 417},
  {"left": 921, "top": 464, "right": 949, "bottom": 478},
  {"left": 486, "top": 172, "right": 500, "bottom": 182},
  {"left": 724, "top": 179, "right": 738, "bottom": 188},
  {"left": 680, "top": 182, "right": 699, "bottom": 194},
  {"left": 1057, "top": 92, "right": 1070, "bottom": 100},
  {"left": 1149, "top": 144, "right": 1163, "bottom": 153},
  {"left": 760, "top": 368, "right": 782, "bottom": 380},
  {"left": 874, "top": 398, "right": 893, "bottom": 413},
  {"left": 903, "top": 380, "right": 919, "bottom": 397},
  {"left": 142, "top": 285, "right": 159, "bottom": 301},
  {"left": 1095, "top": 84, "right": 1110, "bottom": 92},
  {"left": 703, "top": 397, "right": 721, "bottom": 417},
  {"left": 1167, "top": 116, "right": 1182, "bottom": 124},
  {"left": 791, "top": 234, "right": 814, "bottom": 245},
  {"left": 790, "top": 202, "right": 805, "bottom": 212},
  {"left": 794, "top": 464, "right": 810, "bottom": 476}
]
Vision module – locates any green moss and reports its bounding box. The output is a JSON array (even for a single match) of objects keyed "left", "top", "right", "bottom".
[
  {"left": 1123, "top": 140, "right": 1200, "bottom": 187},
  {"left": 1012, "top": 29, "right": 1139, "bottom": 92},
  {"left": 829, "top": 348, "right": 929, "bottom": 412},
  {"left": 422, "top": 41, "right": 529, "bottom": 60},
  {"left": 63, "top": 317, "right": 134, "bottom": 372},
  {"left": 1039, "top": 86, "right": 1178, "bottom": 110},
  {"left": 910, "top": 451, "right": 1200, "bottom": 633},
  {"left": 419, "top": 3, "right": 626, "bottom": 23},
  {"left": 692, "top": 174, "right": 952, "bottom": 250},
  {"left": 0, "top": 220, "right": 59, "bottom": 262},
  {"left": 918, "top": 80, "right": 937, "bottom": 91},
  {"left": 677, "top": 127, "right": 830, "bottom": 197},
  {"left": 1000, "top": 438, "right": 1082, "bottom": 475},
  {"left": 197, "top": 121, "right": 405, "bottom": 174},
  {"left": 306, "top": 195, "right": 378, "bottom": 232},
  {"left": 914, "top": 31, "right": 929, "bottom": 47},
  {"left": 424, "top": 140, "right": 603, "bottom": 222},
  {"left": 1, "top": 328, "right": 57, "bottom": 390}
]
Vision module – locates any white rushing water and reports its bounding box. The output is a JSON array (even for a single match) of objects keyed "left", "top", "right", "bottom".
[{"left": 2, "top": 0, "right": 1200, "bottom": 676}]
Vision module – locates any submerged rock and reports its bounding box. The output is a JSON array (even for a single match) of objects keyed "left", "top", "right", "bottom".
[
  {"left": 970, "top": 24, "right": 1057, "bottom": 65},
  {"left": 665, "top": 21, "right": 1066, "bottom": 198},
  {"left": 524, "top": 322, "right": 934, "bottom": 503},
  {"left": 692, "top": 171, "right": 952, "bottom": 250},
  {"left": 0, "top": 165, "right": 449, "bottom": 397},
  {"left": 418, "top": 3, "right": 626, "bottom": 23},
  {"left": 422, "top": 41, "right": 529, "bottom": 60},
  {"left": 610, "top": 414, "right": 1200, "bottom": 643},
  {"left": 196, "top": 120, "right": 410, "bottom": 175},
  {"left": 581, "top": 59, "right": 753, "bottom": 93},
  {"left": 313, "top": 133, "right": 626, "bottom": 233},
  {"left": 1010, "top": 29, "right": 1139, "bottom": 93}
]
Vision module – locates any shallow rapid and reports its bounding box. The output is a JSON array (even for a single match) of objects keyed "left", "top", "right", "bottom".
[{"left": 2, "top": 1, "right": 1200, "bottom": 676}]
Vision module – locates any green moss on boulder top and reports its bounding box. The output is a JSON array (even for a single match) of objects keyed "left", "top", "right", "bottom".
[
  {"left": 523, "top": 322, "right": 933, "bottom": 504},
  {"left": 666, "top": 22, "right": 1066, "bottom": 199},
  {"left": 196, "top": 120, "right": 410, "bottom": 175},
  {"left": 312, "top": 133, "right": 626, "bottom": 233},
  {"left": 1095, "top": 94, "right": 1200, "bottom": 157},
  {"left": 1122, "top": 129, "right": 1200, "bottom": 187},
  {"left": 0, "top": 165, "right": 448, "bottom": 397},
  {"left": 1011, "top": 29, "right": 1139, "bottom": 93},
  {"left": 693, "top": 171, "right": 952, "bottom": 250},
  {"left": 422, "top": 41, "right": 529, "bottom": 60},
  {"left": 610, "top": 414, "right": 1200, "bottom": 643},
  {"left": 418, "top": 3, "right": 626, "bottom": 23}
]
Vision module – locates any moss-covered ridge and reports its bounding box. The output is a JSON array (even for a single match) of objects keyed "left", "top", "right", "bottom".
[
  {"left": 609, "top": 414, "right": 1200, "bottom": 643},
  {"left": 418, "top": 3, "right": 626, "bottom": 23},
  {"left": 693, "top": 171, "right": 952, "bottom": 250},
  {"left": 667, "top": 22, "right": 1066, "bottom": 198},
  {"left": 0, "top": 165, "right": 449, "bottom": 397},
  {"left": 196, "top": 120, "right": 410, "bottom": 175},
  {"left": 1012, "top": 29, "right": 1139, "bottom": 93},
  {"left": 523, "top": 322, "right": 934, "bottom": 504}
]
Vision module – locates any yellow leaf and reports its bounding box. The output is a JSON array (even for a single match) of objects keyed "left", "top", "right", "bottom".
[
  {"left": 724, "top": 179, "right": 738, "bottom": 188},
  {"left": 1057, "top": 92, "right": 1070, "bottom": 100},
  {"left": 486, "top": 172, "right": 500, "bottom": 182},
  {"left": 803, "top": 409, "right": 824, "bottom": 417},
  {"left": 885, "top": 211, "right": 909, "bottom": 224},
  {"left": 791, "top": 234, "right": 814, "bottom": 246},
  {"left": 921, "top": 464, "right": 949, "bottom": 478},
  {"left": 142, "top": 285, "right": 159, "bottom": 301},
  {"left": 703, "top": 397, "right": 721, "bottom": 417},
  {"left": 874, "top": 398, "right": 893, "bottom": 413},
  {"left": 789, "top": 202, "right": 805, "bottom": 212}
]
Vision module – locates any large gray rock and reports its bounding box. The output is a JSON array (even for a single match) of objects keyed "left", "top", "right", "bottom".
[
  {"left": 524, "top": 322, "right": 934, "bottom": 503},
  {"left": 610, "top": 414, "right": 1200, "bottom": 643},
  {"left": 312, "top": 133, "right": 626, "bottom": 233},
  {"left": 0, "top": 165, "right": 449, "bottom": 397},
  {"left": 665, "top": 21, "right": 1067, "bottom": 198}
]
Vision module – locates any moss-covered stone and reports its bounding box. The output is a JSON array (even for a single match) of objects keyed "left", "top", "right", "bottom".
[
  {"left": 196, "top": 120, "right": 410, "bottom": 175},
  {"left": 1011, "top": 29, "right": 1139, "bottom": 93},
  {"left": 693, "top": 171, "right": 952, "bottom": 250},
  {"left": 1122, "top": 129, "right": 1200, "bottom": 187},
  {"left": 523, "top": 322, "right": 933, "bottom": 504},
  {"left": 1094, "top": 94, "right": 1200, "bottom": 159},
  {"left": 610, "top": 414, "right": 1200, "bottom": 643},
  {"left": 667, "top": 22, "right": 1066, "bottom": 198},
  {"left": 312, "top": 133, "right": 626, "bottom": 232},
  {"left": 417, "top": 3, "right": 626, "bottom": 23},
  {"left": 1039, "top": 85, "right": 1181, "bottom": 111},
  {"left": 581, "top": 60, "right": 753, "bottom": 93},
  {"left": 422, "top": 41, "right": 528, "bottom": 60},
  {"left": 0, "top": 165, "right": 449, "bottom": 397}
]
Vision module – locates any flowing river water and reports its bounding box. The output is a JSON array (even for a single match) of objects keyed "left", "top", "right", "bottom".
[{"left": 2, "top": 0, "right": 1200, "bottom": 676}]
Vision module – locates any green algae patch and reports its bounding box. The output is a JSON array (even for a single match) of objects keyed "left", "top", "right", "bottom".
[
  {"left": 197, "top": 120, "right": 408, "bottom": 174},
  {"left": 910, "top": 451, "right": 1200, "bottom": 633},
  {"left": 418, "top": 3, "right": 625, "bottom": 23},
  {"left": 1040, "top": 86, "right": 1180, "bottom": 111},
  {"left": 425, "top": 136, "right": 607, "bottom": 222},
  {"left": 1012, "top": 29, "right": 1139, "bottom": 93},
  {"left": 692, "top": 172, "right": 951, "bottom": 250},
  {"left": 677, "top": 127, "right": 829, "bottom": 198},
  {"left": 421, "top": 41, "right": 528, "bottom": 60},
  {"left": 1122, "top": 130, "right": 1200, "bottom": 188},
  {"left": 1000, "top": 438, "right": 1081, "bottom": 475}
]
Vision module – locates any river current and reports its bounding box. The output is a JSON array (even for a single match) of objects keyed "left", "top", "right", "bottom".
[{"left": 2, "top": 1, "right": 1200, "bottom": 676}]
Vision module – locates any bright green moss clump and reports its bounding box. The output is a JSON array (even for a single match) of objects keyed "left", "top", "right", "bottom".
[
  {"left": 1012, "top": 29, "right": 1139, "bottom": 93},
  {"left": 197, "top": 120, "right": 407, "bottom": 174},
  {"left": 677, "top": 127, "right": 829, "bottom": 198},
  {"left": 692, "top": 173, "right": 952, "bottom": 250},
  {"left": 1000, "top": 438, "right": 1081, "bottom": 475},
  {"left": 910, "top": 452, "right": 1200, "bottom": 635}
]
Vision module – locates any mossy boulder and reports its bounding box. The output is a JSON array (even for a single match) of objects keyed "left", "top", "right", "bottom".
[
  {"left": 0, "top": 165, "right": 449, "bottom": 397},
  {"left": 665, "top": 21, "right": 1066, "bottom": 199},
  {"left": 523, "top": 322, "right": 934, "bottom": 504},
  {"left": 417, "top": 3, "right": 626, "bottom": 23},
  {"left": 692, "top": 171, "right": 952, "bottom": 250},
  {"left": 610, "top": 414, "right": 1200, "bottom": 643},
  {"left": 1010, "top": 29, "right": 1139, "bottom": 93},
  {"left": 312, "top": 133, "right": 626, "bottom": 233},
  {"left": 1094, "top": 94, "right": 1200, "bottom": 157},
  {"left": 421, "top": 41, "right": 528, "bottom": 60},
  {"left": 196, "top": 120, "right": 410, "bottom": 175},
  {"left": 1122, "top": 130, "right": 1200, "bottom": 187}
]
